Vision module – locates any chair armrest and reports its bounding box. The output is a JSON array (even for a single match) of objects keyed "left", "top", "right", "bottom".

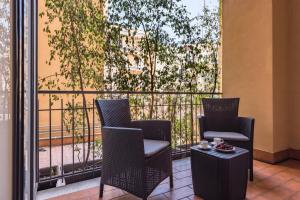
[
  {"left": 101, "top": 126, "right": 145, "bottom": 175},
  {"left": 198, "top": 116, "right": 206, "bottom": 140},
  {"left": 238, "top": 117, "right": 255, "bottom": 141},
  {"left": 131, "top": 120, "right": 171, "bottom": 142}
]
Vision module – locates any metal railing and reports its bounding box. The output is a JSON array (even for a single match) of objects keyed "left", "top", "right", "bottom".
[{"left": 37, "top": 90, "right": 222, "bottom": 190}]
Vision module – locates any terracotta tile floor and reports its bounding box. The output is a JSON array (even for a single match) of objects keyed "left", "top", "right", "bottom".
[{"left": 49, "top": 158, "right": 300, "bottom": 200}]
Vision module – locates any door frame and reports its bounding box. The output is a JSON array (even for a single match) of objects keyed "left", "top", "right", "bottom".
[{"left": 12, "top": 0, "right": 37, "bottom": 199}]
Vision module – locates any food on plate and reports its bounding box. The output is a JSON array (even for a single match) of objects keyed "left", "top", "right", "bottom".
[{"left": 215, "top": 143, "right": 234, "bottom": 151}]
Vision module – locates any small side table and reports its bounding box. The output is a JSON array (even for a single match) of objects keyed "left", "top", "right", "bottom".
[{"left": 191, "top": 146, "right": 249, "bottom": 200}]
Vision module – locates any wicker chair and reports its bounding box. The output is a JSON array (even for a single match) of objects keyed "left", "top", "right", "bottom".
[
  {"left": 95, "top": 99, "right": 173, "bottom": 200},
  {"left": 198, "top": 98, "right": 255, "bottom": 181}
]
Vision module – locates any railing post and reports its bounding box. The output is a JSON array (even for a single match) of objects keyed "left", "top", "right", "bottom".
[
  {"left": 190, "top": 93, "right": 194, "bottom": 145},
  {"left": 179, "top": 94, "right": 182, "bottom": 154},
  {"left": 72, "top": 98, "right": 75, "bottom": 174},
  {"left": 82, "top": 96, "right": 86, "bottom": 168},
  {"left": 60, "top": 99, "right": 64, "bottom": 181},
  {"left": 36, "top": 99, "right": 40, "bottom": 183},
  {"left": 92, "top": 99, "right": 95, "bottom": 175},
  {"left": 49, "top": 94, "right": 52, "bottom": 186}
]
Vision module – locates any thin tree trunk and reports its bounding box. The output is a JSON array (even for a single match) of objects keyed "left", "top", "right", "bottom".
[
  {"left": 139, "top": 21, "right": 155, "bottom": 118},
  {"left": 171, "top": 96, "right": 178, "bottom": 147},
  {"left": 130, "top": 13, "right": 156, "bottom": 118},
  {"left": 70, "top": 14, "right": 91, "bottom": 167},
  {"left": 211, "top": 51, "right": 218, "bottom": 96}
]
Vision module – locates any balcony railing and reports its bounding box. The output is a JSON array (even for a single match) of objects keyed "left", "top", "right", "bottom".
[{"left": 37, "top": 90, "right": 222, "bottom": 190}]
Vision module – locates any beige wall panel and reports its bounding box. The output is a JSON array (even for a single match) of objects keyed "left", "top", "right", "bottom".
[
  {"left": 272, "top": 0, "right": 289, "bottom": 152},
  {"left": 288, "top": 0, "right": 300, "bottom": 150},
  {"left": 222, "top": 0, "right": 274, "bottom": 152}
]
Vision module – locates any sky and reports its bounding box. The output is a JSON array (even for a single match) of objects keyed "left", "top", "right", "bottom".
[
  {"left": 106, "top": 0, "right": 220, "bottom": 39},
  {"left": 181, "top": 0, "right": 219, "bottom": 17}
]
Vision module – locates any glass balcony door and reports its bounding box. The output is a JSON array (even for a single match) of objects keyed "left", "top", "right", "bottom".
[
  {"left": 0, "top": 0, "right": 13, "bottom": 199},
  {"left": 0, "top": 0, "right": 37, "bottom": 199}
]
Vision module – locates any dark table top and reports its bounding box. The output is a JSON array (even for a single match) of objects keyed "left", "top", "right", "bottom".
[{"left": 191, "top": 145, "right": 249, "bottom": 160}]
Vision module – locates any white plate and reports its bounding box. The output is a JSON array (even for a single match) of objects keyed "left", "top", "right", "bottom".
[
  {"left": 210, "top": 142, "right": 217, "bottom": 146},
  {"left": 198, "top": 145, "right": 212, "bottom": 150},
  {"left": 215, "top": 146, "right": 236, "bottom": 153}
]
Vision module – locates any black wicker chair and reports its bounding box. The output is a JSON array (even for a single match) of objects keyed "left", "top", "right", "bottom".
[
  {"left": 95, "top": 99, "right": 173, "bottom": 200},
  {"left": 198, "top": 98, "right": 255, "bottom": 181}
]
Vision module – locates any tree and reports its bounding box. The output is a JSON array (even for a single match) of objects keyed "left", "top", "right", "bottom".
[
  {"left": 107, "top": 0, "right": 221, "bottom": 116},
  {"left": 179, "top": 7, "right": 221, "bottom": 93},
  {"left": 40, "top": 0, "right": 106, "bottom": 166},
  {"left": 107, "top": 0, "right": 194, "bottom": 117},
  {"left": 106, "top": 1, "right": 221, "bottom": 147},
  {"left": 103, "top": 25, "right": 135, "bottom": 91},
  {"left": 196, "top": 7, "right": 221, "bottom": 94},
  {"left": 40, "top": 0, "right": 221, "bottom": 166}
]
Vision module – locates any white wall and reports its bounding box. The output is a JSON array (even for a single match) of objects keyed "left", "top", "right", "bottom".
[
  {"left": 0, "top": 0, "right": 13, "bottom": 199},
  {"left": 0, "top": 121, "right": 12, "bottom": 200}
]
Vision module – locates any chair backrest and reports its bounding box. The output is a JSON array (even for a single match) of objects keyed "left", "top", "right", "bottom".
[
  {"left": 95, "top": 99, "right": 131, "bottom": 127},
  {"left": 202, "top": 98, "right": 239, "bottom": 132}
]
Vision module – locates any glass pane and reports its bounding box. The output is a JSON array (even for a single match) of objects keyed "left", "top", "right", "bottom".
[{"left": 0, "top": 0, "right": 12, "bottom": 199}]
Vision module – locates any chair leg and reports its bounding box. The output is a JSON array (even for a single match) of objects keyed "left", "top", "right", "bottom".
[
  {"left": 250, "top": 163, "right": 254, "bottom": 181},
  {"left": 99, "top": 182, "right": 104, "bottom": 198},
  {"left": 170, "top": 174, "right": 174, "bottom": 188},
  {"left": 249, "top": 153, "right": 253, "bottom": 181}
]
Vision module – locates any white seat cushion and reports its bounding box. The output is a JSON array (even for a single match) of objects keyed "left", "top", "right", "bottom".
[
  {"left": 144, "top": 139, "right": 170, "bottom": 157},
  {"left": 204, "top": 131, "right": 249, "bottom": 141}
]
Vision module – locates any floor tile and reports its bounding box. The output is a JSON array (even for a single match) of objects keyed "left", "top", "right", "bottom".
[
  {"left": 149, "top": 194, "right": 168, "bottom": 200},
  {"left": 164, "top": 186, "right": 194, "bottom": 200},
  {"left": 256, "top": 186, "right": 294, "bottom": 200},
  {"left": 282, "top": 179, "right": 300, "bottom": 192},
  {"left": 255, "top": 176, "right": 284, "bottom": 190},
  {"left": 45, "top": 158, "right": 300, "bottom": 200},
  {"left": 246, "top": 184, "right": 268, "bottom": 199},
  {"left": 290, "top": 191, "right": 300, "bottom": 200},
  {"left": 188, "top": 194, "right": 203, "bottom": 200},
  {"left": 173, "top": 170, "right": 191, "bottom": 179}
]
